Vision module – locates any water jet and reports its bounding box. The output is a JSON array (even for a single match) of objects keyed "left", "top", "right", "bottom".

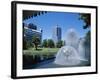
[{"left": 54, "top": 28, "right": 87, "bottom": 66}]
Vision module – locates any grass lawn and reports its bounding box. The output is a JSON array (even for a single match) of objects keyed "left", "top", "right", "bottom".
[{"left": 23, "top": 48, "right": 59, "bottom": 56}]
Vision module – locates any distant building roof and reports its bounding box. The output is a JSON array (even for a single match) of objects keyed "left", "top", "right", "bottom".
[{"left": 24, "top": 26, "right": 41, "bottom": 33}]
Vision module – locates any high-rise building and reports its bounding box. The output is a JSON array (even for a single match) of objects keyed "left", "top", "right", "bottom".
[{"left": 52, "top": 25, "right": 62, "bottom": 44}]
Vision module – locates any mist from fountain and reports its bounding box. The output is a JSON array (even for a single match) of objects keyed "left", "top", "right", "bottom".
[{"left": 54, "top": 29, "right": 87, "bottom": 66}]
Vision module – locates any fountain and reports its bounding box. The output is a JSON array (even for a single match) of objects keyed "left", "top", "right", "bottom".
[{"left": 54, "top": 29, "right": 87, "bottom": 66}]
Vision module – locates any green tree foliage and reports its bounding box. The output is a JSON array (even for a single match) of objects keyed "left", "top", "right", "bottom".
[
  {"left": 42, "top": 39, "right": 48, "bottom": 47},
  {"left": 47, "top": 39, "right": 55, "bottom": 48},
  {"left": 79, "top": 14, "right": 91, "bottom": 29},
  {"left": 32, "top": 36, "right": 40, "bottom": 50},
  {"left": 56, "top": 40, "right": 64, "bottom": 48},
  {"left": 79, "top": 13, "right": 91, "bottom": 47},
  {"left": 23, "top": 38, "right": 32, "bottom": 50},
  {"left": 84, "top": 30, "right": 91, "bottom": 46}
]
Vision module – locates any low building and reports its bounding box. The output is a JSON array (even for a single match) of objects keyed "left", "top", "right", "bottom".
[{"left": 24, "top": 24, "right": 42, "bottom": 43}]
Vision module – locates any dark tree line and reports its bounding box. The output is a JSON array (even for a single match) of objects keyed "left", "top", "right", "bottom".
[
  {"left": 79, "top": 13, "right": 91, "bottom": 47},
  {"left": 42, "top": 39, "right": 64, "bottom": 48},
  {"left": 79, "top": 13, "right": 91, "bottom": 29}
]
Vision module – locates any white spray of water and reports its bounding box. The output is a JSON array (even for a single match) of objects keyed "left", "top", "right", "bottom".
[{"left": 54, "top": 29, "right": 87, "bottom": 66}]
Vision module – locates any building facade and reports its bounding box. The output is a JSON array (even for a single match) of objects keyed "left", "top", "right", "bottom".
[
  {"left": 24, "top": 23, "right": 42, "bottom": 43},
  {"left": 52, "top": 25, "right": 62, "bottom": 44}
]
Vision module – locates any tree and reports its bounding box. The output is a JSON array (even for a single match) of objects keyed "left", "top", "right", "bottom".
[
  {"left": 79, "top": 14, "right": 91, "bottom": 47},
  {"left": 79, "top": 14, "right": 90, "bottom": 29},
  {"left": 42, "top": 39, "right": 48, "bottom": 47},
  {"left": 47, "top": 39, "right": 55, "bottom": 48},
  {"left": 32, "top": 36, "right": 40, "bottom": 50},
  {"left": 56, "top": 40, "right": 64, "bottom": 48},
  {"left": 84, "top": 30, "right": 91, "bottom": 46},
  {"left": 23, "top": 38, "right": 31, "bottom": 50}
]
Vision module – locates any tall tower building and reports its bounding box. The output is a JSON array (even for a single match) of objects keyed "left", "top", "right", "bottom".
[{"left": 52, "top": 25, "right": 62, "bottom": 44}]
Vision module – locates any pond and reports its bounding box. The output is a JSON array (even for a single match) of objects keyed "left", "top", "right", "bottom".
[{"left": 23, "top": 56, "right": 90, "bottom": 69}]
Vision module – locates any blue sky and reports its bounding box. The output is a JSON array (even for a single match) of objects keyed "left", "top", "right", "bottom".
[{"left": 23, "top": 11, "right": 89, "bottom": 40}]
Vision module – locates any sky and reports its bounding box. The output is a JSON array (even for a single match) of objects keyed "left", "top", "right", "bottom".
[{"left": 23, "top": 11, "right": 89, "bottom": 40}]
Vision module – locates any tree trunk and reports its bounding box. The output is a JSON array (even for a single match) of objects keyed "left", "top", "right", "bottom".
[{"left": 35, "top": 45, "right": 38, "bottom": 50}]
